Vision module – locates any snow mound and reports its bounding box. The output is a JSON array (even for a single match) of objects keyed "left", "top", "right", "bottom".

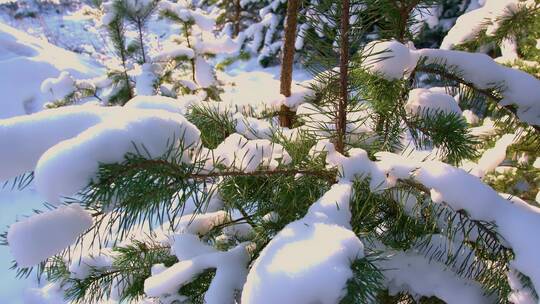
[
  {"left": 241, "top": 183, "right": 364, "bottom": 304},
  {"left": 0, "top": 105, "right": 111, "bottom": 182},
  {"left": 34, "top": 108, "right": 200, "bottom": 203},
  {"left": 0, "top": 23, "right": 102, "bottom": 118},
  {"left": 0, "top": 97, "right": 201, "bottom": 203},
  {"left": 362, "top": 40, "right": 418, "bottom": 80},
  {"left": 406, "top": 88, "right": 462, "bottom": 116},
  {"left": 7, "top": 204, "right": 93, "bottom": 267}
]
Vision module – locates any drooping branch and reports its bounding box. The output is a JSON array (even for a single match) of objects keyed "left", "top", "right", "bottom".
[
  {"left": 416, "top": 65, "right": 540, "bottom": 133},
  {"left": 397, "top": 178, "right": 505, "bottom": 245}
]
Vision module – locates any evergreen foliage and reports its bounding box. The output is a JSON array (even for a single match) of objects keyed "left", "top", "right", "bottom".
[{"left": 2, "top": 0, "right": 540, "bottom": 303}]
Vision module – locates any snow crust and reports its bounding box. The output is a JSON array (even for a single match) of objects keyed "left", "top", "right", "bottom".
[
  {"left": 194, "top": 56, "right": 216, "bottom": 88},
  {"left": 125, "top": 95, "right": 190, "bottom": 114},
  {"left": 7, "top": 204, "right": 93, "bottom": 267},
  {"left": 134, "top": 63, "right": 157, "bottom": 96},
  {"left": 462, "top": 109, "right": 480, "bottom": 124},
  {"left": 24, "top": 283, "right": 67, "bottom": 304},
  {"left": 175, "top": 211, "right": 229, "bottom": 235},
  {"left": 153, "top": 45, "right": 195, "bottom": 62},
  {"left": 40, "top": 71, "right": 76, "bottom": 102},
  {"left": 418, "top": 48, "right": 540, "bottom": 125},
  {"left": 68, "top": 248, "right": 114, "bottom": 280},
  {"left": 0, "top": 105, "right": 110, "bottom": 182},
  {"left": 472, "top": 133, "right": 518, "bottom": 177},
  {"left": 311, "top": 142, "right": 389, "bottom": 192},
  {"left": 208, "top": 133, "right": 292, "bottom": 173},
  {"left": 159, "top": 1, "right": 215, "bottom": 32},
  {"left": 269, "top": 85, "right": 314, "bottom": 110}
]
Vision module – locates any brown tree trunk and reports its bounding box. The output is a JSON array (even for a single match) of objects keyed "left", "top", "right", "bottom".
[
  {"left": 279, "top": 0, "right": 300, "bottom": 128},
  {"left": 336, "top": 0, "right": 350, "bottom": 154},
  {"left": 234, "top": 0, "right": 241, "bottom": 37},
  {"left": 136, "top": 18, "right": 147, "bottom": 63}
]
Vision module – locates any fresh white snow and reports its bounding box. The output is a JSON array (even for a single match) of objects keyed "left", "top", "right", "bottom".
[
  {"left": 7, "top": 204, "right": 93, "bottom": 267},
  {"left": 0, "top": 23, "right": 102, "bottom": 118},
  {"left": 241, "top": 182, "right": 365, "bottom": 304}
]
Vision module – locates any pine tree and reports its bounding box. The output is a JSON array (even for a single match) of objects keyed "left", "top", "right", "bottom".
[
  {"left": 228, "top": 0, "right": 319, "bottom": 67},
  {"left": 210, "top": 0, "right": 252, "bottom": 38},
  {"left": 157, "top": 0, "right": 236, "bottom": 100},
  {"left": 2, "top": 1, "right": 540, "bottom": 303}
]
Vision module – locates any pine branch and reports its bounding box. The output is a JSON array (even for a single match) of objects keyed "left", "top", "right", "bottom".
[
  {"left": 186, "top": 104, "right": 236, "bottom": 149},
  {"left": 2, "top": 172, "right": 34, "bottom": 191},
  {"left": 58, "top": 241, "right": 177, "bottom": 303},
  {"left": 350, "top": 176, "right": 516, "bottom": 300},
  {"left": 415, "top": 64, "right": 540, "bottom": 133},
  {"left": 106, "top": 157, "right": 337, "bottom": 183},
  {"left": 340, "top": 253, "right": 385, "bottom": 303},
  {"left": 405, "top": 109, "right": 478, "bottom": 164}
]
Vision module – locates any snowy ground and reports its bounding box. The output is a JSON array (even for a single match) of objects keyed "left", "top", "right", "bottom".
[{"left": 0, "top": 2, "right": 108, "bottom": 60}]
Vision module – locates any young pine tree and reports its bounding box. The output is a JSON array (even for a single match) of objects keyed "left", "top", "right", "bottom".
[{"left": 2, "top": 0, "right": 540, "bottom": 304}]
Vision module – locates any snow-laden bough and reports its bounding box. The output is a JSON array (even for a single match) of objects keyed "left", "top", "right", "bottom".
[
  {"left": 241, "top": 182, "right": 365, "bottom": 304},
  {"left": 7, "top": 204, "right": 93, "bottom": 267}
]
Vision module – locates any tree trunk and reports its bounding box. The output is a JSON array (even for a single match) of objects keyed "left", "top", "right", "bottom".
[
  {"left": 183, "top": 23, "right": 196, "bottom": 83},
  {"left": 136, "top": 18, "right": 146, "bottom": 63},
  {"left": 234, "top": 0, "right": 241, "bottom": 38},
  {"left": 279, "top": 0, "right": 300, "bottom": 128},
  {"left": 336, "top": 0, "right": 350, "bottom": 154}
]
